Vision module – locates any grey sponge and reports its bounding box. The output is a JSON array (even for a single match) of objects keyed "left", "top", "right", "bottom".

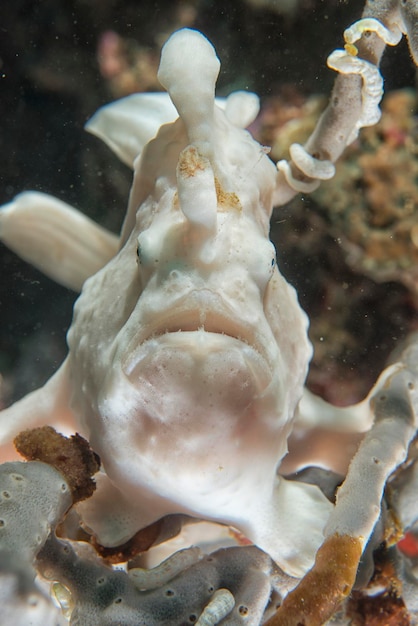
[
  {"left": 0, "top": 461, "right": 72, "bottom": 625},
  {"left": 36, "top": 534, "right": 293, "bottom": 626}
]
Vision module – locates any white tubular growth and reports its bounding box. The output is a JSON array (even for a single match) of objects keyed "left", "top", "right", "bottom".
[
  {"left": 195, "top": 588, "right": 235, "bottom": 626},
  {"left": 344, "top": 17, "right": 403, "bottom": 47},
  {"left": 273, "top": 10, "right": 418, "bottom": 205},
  {"left": 270, "top": 357, "right": 418, "bottom": 625},
  {"left": 276, "top": 16, "right": 391, "bottom": 196},
  {"left": 325, "top": 364, "right": 417, "bottom": 549},
  {"left": 326, "top": 17, "right": 403, "bottom": 143},
  {"left": 327, "top": 49, "right": 384, "bottom": 143},
  {"left": 276, "top": 161, "right": 320, "bottom": 194},
  {"left": 289, "top": 144, "right": 335, "bottom": 180},
  {"left": 277, "top": 144, "right": 335, "bottom": 194}
]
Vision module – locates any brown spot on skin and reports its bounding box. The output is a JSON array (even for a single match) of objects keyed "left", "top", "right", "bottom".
[
  {"left": 265, "top": 534, "right": 362, "bottom": 626},
  {"left": 178, "top": 146, "right": 206, "bottom": 177},
  {"left": 14, "top": 426, "right": 100, "bottom": 504},
  {"left": 172, "top": 190, "right": 180, "bottom": 210},
  {"left": 177, "top": 146, "right": 241, "bottom": 212},
  {"left": 214, "top": 177, "right": 242, "bottom": 212}
]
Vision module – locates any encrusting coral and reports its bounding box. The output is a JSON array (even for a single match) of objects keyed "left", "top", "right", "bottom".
[{"left": 1, "top": 0, "right": 418, "bottom": 624}]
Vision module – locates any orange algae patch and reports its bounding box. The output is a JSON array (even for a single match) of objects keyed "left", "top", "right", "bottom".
[
  {"left": 398, "top": 532, "right": 418, "bottom": 559},
  {"left": 214, "top": 177, "right": 242, "bottom": 212},
  {"left": 265, "top": 534, "right": 362, "bottom": 626},
  {"left": 178, "top": 145, "right": 207, "bottom": 177}
]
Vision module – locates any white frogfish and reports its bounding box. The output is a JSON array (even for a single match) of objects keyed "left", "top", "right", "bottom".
[{"left": 0, "top": 28, "right": 333, "bottom": 577}]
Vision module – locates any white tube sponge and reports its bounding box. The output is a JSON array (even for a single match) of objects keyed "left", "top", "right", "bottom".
[
  {"left": 327, "top": 49, "right": 384, "bottom": 143},
  {"left": 289, "top": 143, "right": 335, "bottom": 180},
  {"left": 276, "top": 142, "right": 337, "bottom": 194},
  {"left": 276, "top": 160, "right": 320, "bottom": 194},
  {"left": 195, "top": 588, "right": 235, "bottom": 625},
  {"left": 176, "top": 146, "right": 218, "bottom": 234},
  {"left": 157, "top": 29, "right": 220, "bottom": 157},
  {"left": 344, "top": 17, "right": 403, "bottom": 47},
  {"left": 325, "top": 364, "right": 417, "bottom": 548},
  {"left": 327, "top": 17, "right": 405, "bottom": 144}
]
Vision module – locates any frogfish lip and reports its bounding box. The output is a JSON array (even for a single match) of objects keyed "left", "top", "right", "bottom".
[
  {"left": 123, "top": 329, "right": 275, "bottom": 404},
  {"left": 124, "top": 304, "right": 271, "bottom": 361},
  {"left": 127, "top": 288, "right": 271, "bottom": 360},
  {"left": 139, "top": 308, "right": 255, "bottom": 343},
  {"left": 122, "top": 292, "right": 275, "bottom": 396}
]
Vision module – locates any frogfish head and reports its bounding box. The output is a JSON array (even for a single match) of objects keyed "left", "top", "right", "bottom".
[
  {"left": 69, "top": 28, "right": 312, "bottom": 484},
  {"left": 113, "top": 29, "right": 311, "bottom": 456}
]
